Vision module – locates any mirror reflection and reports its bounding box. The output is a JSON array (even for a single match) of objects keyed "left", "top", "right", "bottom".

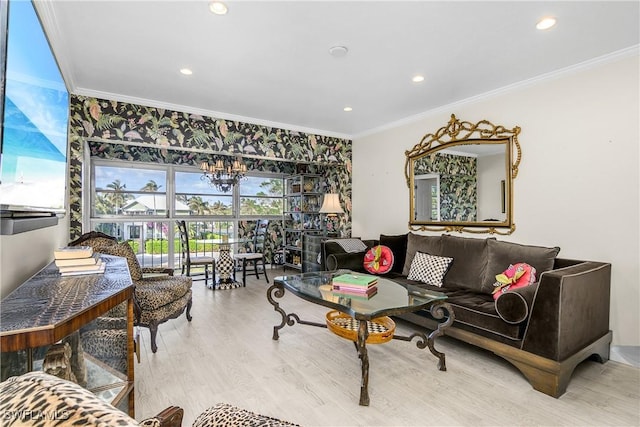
[{"left": 406, "top": 115, "right": 520, "bottom": 235}]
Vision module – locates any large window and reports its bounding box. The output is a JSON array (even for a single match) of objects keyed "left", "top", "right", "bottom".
[{"left": 88, "top": 160, "right": 283, "bottom": 269}]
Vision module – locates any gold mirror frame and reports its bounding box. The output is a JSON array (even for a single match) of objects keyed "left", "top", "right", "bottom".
[{"left": 405, "top": 114, "right": 521, "bottom": 235}]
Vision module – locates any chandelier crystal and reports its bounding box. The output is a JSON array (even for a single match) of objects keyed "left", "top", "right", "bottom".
[{"left": 199, "top": 155, "right": 247, "bottom": 192}]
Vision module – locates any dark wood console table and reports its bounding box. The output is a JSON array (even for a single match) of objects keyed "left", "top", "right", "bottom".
[{"left": 0, "top": 255, "right": 136, "bottom": 416}]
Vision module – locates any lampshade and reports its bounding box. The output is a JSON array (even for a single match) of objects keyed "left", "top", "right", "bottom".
[{"left": 319, "top": 193, "right": 344, "bottom": 215}]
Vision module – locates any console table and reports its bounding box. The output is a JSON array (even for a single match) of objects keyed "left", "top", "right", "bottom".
[{"left": 0, "top": 255, "right": 135, "bottom": 416}]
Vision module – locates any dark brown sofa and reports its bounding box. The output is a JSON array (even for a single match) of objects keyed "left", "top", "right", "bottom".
[{"left": 323, "top": 233, "right": 612, "bottom": 398}]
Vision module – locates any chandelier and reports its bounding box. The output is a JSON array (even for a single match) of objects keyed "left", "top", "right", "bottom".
[{"left": 199, "top": 155, "right": 247, "bottom": 192}]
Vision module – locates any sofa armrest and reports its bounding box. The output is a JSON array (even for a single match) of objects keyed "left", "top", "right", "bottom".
[
  {"left": 522, "top": 261, "right": 611, "bottom": 361},
  {"left": 326, "top": 252, "right": 367, "bottom": 273},
  {"left": 495, "top": 283, "right": 538, "bottom": 324}
]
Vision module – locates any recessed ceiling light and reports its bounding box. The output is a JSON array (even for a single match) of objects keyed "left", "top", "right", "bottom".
[
  {"left": 329, "top": 46, "right": 349, "bottom": 58},
  {"left": 536, "top": 17, "right": 556, "bottom": 30},
  {"left": 412, "top": 75, "right": 425, "bottom": 83},
  {"left": 180, "top": 68, "right": 193, "bottom": 75},
  {"left": 343, "top": 106, "right": 353, "bottom": 112},
  {"left": 209, "top": 1, "right": 228, "bottom": 15}
]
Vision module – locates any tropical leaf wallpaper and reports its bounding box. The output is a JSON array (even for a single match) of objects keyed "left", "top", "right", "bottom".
[
  {"left": 68, "top": 95, "right": 353, "bottom": 254},
  {"left": 414, "top": 152, "right": 477, "bottom": 221}
]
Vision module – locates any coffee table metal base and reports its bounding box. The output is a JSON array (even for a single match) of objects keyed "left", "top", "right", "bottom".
[{"left": 267, "top": 282, "right": 454, "bottom": 406}]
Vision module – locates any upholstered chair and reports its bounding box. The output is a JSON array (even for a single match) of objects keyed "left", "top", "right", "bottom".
[
  {"left": 69, "top": 231, "right": 193, "bottom": 353},
  {"left": 0, "top": 372, "right": 299, "bottom": 427}
]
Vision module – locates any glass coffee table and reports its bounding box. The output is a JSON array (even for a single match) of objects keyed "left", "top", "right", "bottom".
[{"left": 268, "top": 270, "right": 455, "bottom": 406}]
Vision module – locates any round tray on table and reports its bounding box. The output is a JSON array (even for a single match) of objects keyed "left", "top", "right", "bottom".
[{"left": 325, "top": 310, "right": 396, "bottom": 344}]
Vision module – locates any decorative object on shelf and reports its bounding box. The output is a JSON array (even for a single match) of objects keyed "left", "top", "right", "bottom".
[
  {"left": 199, "top": 155, "right": 248, "bottom": 192},
  {"left": 319, "top": 193, "right": 344, "bottom": 234}
]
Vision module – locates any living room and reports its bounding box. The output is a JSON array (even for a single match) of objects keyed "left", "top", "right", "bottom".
[{"left": 1, "top": 1, "right": 639, "bottom": 426}]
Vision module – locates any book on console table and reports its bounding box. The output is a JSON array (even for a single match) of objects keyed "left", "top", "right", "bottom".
[
  {"left": 332, "top": 273, "right": 378, "bottom": 288},
  {"left": 55, "top": 252, "right": 100, "bottom": 268},
  {"left": 59, "top": 260, "right": 106, "bottom": 276},
  {"left": 54, "top": 246, "right": 94, "bottom": 260}
]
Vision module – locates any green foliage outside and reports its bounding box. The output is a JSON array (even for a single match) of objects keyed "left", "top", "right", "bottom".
[{"left": 144, "top": 238, "right": 223, "bottom": 254}]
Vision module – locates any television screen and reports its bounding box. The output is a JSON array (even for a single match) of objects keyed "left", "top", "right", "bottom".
[{"left": 0, "top": 0, "right": 69, "bottom": 213}]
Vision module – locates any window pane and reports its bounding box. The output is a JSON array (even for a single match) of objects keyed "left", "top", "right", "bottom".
[
  {"left": 240, "top": 197, "right": 283, "bottom": 215},
  {"left": 92, "top": 221, "right": 171, "bottom": 269},
  {"left": 175, "top": 171, "right": 233, "bottom": 216},
  {"left": 93, "top": 165, "right": 166, "bottom": 216},
  {"left": 240, "top": 176, "right": 283, "bottom": 197},
  {"left": 239, "top": 175, "right": 283, "bottom": 216}
]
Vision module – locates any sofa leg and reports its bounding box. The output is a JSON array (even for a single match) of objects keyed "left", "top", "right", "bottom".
[
  {"left": 503, "top": 332, "right": 613, "bottom": 398},
  {"left": 186, "top": 297, "right": 193, "bottom": 322},
  {"left": 149, "top": 322, "right": 159, "bottom": 353}
]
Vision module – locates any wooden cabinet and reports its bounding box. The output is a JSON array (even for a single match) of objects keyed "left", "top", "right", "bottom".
[
  {"left": 0, "top": 255, "right": 135, "bottom": 416},
  {"left": 283, "top": 173, "right": 323, "bottom": 272}
]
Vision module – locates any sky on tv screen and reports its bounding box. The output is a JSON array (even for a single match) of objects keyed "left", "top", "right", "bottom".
[{"left": 0, "top": 0, "right": 69, "bottom": 212}]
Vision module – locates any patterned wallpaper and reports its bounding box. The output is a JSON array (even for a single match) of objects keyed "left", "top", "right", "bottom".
[
  {"left": 414, "top": 152, "right": 477, "bottom": 221},
  {"left": 68, "top": 95, "right": 353, "bottom": 251}
]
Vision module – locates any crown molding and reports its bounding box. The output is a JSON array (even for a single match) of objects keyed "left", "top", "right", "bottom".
[
  {"left": 353, "top": 45, "right": 640, "bottom": 140},
  {"left": 72, "top": 87, "right": 352, "bottom": 141}
]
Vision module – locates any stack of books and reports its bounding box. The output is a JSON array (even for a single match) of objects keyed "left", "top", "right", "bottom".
[
  {"left": 331, "top": 273, "right": 378, "bottom": 299},
  {"left": 54, "top": 246, "right": 105, "bottom": 276}
]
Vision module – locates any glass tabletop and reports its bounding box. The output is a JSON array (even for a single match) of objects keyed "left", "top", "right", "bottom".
[{"left": 274, "top": 269, "right": 447, "bottom": 320}]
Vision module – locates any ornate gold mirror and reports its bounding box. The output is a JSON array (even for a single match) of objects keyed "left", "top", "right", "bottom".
[{"left": 405, "top": 114, "right": 521, "bottom": 235}]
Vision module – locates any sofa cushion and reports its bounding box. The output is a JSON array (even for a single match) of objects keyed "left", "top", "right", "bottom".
[
  {"left": 393, "top": 278, "right": 523, "bottom": 341},
  {"left": 402, "top": 233, "right": 442, "bottom": 276},
  {"left": 494, "top": 283, "right": 538, "bottom": 324},
  {"left": 481, "top": 240, "right": 561, "bottom": 293},
  {"left": 407, "top": 252, "right": 453, "bottom": 287},
  {"left": 326, "top": 252, "right": 368, "bottom": 273},
  {"left": 439, "top": 235, "right": 493, "bottom": 292},
  {"left": 379, "top": 233, "right": 408, "bottom": 274}
]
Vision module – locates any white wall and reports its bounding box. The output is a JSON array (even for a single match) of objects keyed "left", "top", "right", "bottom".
[
  {"left": 0, "top": 217, "right": 69, "bottom": 297},
  {"left": 352, "top": 53, "right": 639, "bottom": 347}
]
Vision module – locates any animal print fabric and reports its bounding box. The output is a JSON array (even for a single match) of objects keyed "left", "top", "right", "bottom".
[
  {"left": 134, "top": 276, "right": 191, "bottom": 311},
  {"left": 0, "top": 371, "right": 139, "bottom": 426},
  {"left": 138, "top": 290, "right": 192, "bottom": 326},
  {"left": 192, "top": 403, "right": 299, "bottom": 427}
]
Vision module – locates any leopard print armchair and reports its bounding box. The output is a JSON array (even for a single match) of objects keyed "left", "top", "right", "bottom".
[
  {"left": 69, "top": 232, "right": 193, "bottom": 353},
  {"left": 0, "top": 372, "right": 298, "bottom": 427},
  {"left": 0, "top": 371, "right": 181, "bottom": 426}
]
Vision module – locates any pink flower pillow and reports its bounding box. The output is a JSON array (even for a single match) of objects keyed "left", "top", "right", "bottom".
[
  {"left": 363, "top": 245, "right": 394, "bottom": 275},
  {"left": 492, "top": 262, "right": 536, "bottom": 300}
]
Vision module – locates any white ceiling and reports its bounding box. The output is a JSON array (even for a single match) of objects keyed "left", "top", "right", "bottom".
[{"left": 36, "top": 1, "right": 639, "bottom": 139}]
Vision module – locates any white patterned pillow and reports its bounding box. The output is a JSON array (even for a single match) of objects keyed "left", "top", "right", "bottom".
[{"left": 407, "top": 252, "right": 453, "bottom": 287}]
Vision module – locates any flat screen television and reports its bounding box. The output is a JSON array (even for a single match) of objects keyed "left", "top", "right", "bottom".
[{"left": 0, "top": 0, "right": 69, "bottom": 215}]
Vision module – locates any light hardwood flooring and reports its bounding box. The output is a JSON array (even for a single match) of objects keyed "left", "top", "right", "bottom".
[{"left": 135, "top": 268, "right": 640, "bottom": 427}]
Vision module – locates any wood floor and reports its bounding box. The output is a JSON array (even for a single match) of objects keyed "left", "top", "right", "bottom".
[{"left": 135, "top": 267, "right": 640, "bottom": 427}]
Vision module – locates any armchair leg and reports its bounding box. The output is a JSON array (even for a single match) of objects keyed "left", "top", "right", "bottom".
[
  {"left": 186, "top": 297, "right": 193, "bottom": 322},
  {"left": 149, "top": 321, "right": 159, "bottom": 353}
]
